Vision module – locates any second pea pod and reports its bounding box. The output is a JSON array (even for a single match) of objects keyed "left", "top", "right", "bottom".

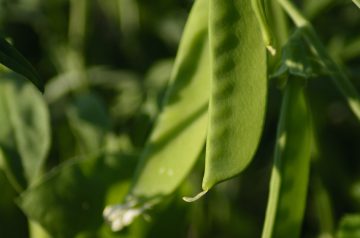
[{"left": 202, "top": 0, "right": 267, "bottom": 191}]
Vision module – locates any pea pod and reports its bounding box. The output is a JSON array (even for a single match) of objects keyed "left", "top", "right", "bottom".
[
  {"left": 262, "top": 78, "right": 312, "bottom": 238},
  {"left": 353, "top": 0, "right": 360, "bottom": 9},
  {"left": 103, "top": 0, "right": 210, "bottom": 231},
  {"left": 202, "top": 0, "right": 267, "bottom": 191}
]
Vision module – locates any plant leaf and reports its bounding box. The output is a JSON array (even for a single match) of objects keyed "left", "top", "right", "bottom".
[
  {"left": 202, "top": 0, "right": 267, "bottom": 190},
  {"left": 66, "top": 92, "right": 111, "bottom": 156},
  {"left": 0, "top": 169, "right": 28, "bottom": 238},
  {"left": 18, "top": 153, "right": 137, "bottom": 238},
  {"left": 337, "top": 214, "right": 360, "bottom": 238},
  {"left": 0, "top": 36, "right": 43, "bottom": 92},
  {"left": 262, "top": 78, "right": 312, "bottom": 238},
  {"left": 0, "top": 73, "right": 50, "bottom": 190}
]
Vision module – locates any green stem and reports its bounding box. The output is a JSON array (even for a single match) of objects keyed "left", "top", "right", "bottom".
[
  {"left": 68, "top": 0, "right": 87, "bottom": 53},
  {"left": 277, "top": 0, "right": 360, "bottom": 121},
  {"left": 251, "top": 0, "right": 276, "bottom": 54},
  {"left": 67, "top": 0, "right": 89, "bottom": 92},
  {"left": 277, "top": 0, "right": 308, "bottom": 27}
]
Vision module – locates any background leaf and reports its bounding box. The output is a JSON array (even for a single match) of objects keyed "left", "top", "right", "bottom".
[
  {"left": 0, "top": 36, "right": 43, "bottom": 92},
  {"left": 0, "top": 72, "right": 50, "bottom": 189},
  {"left": 337, "top": 214, "right": 360, "bottom": 238},
  {"left": 18, "top": 153, "right": 137, "bottom": 238},
  {"left": 66, "top": 92, "right": 111, "bottom": 156}
]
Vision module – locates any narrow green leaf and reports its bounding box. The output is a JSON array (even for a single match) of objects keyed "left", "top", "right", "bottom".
[
  {"left": 103, "top": 0, "right": 210, "bottom": 230},
  {"left": 0, "top": 36, "right": 43, "bottom": 92},
  {"left": 262, "top": 78, "right": 312, "bottom": 238},
  {"left": 278, "top": 0, "right": 360, "bottom": 121},
  {"left": 202, "top": 0, "right": 267, "bottom": 190},
  {"left": 18, "top": 153, "right": 137, "bottom": 238},
  {"left": 0, "top": 73, "right": 50, "bottom": 189},
  {"left": 337, "top": 214, "right": 360, "bottom": 238}
]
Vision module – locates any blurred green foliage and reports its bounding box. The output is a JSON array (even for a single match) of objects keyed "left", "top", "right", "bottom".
[{"left": 0, "top": 0, "right": 360, "bottom": 237}]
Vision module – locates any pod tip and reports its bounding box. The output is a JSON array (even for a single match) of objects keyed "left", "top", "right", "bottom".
[{"left": 182, "top": 190, "right": 208, "bottom": 202}]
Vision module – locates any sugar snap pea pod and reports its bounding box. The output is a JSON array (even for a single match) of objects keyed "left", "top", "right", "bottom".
[
  {"left": 278, "top": 0, "right": 360, "bottom": 121},
  {"left": 262, "top": 78, "right": 312, "bottom": 238},
  {"left": 103, "top": 0, "right": 210, "bottom": 231},
  {"left": 353, "top": 0, "right": 360, "bottom": 9},
  {"left": 201, "top": 0, "right": 267, "bottom": 192}
]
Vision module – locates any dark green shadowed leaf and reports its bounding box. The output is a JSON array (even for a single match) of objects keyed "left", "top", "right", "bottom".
[
  {"left": 0, "top": 36, "right": 43, "bottom": 92},
  {"left": 203, "top": 0, "right": 267, "bottom": 190},
  {"left": 337, "top": 214, "right": 360, "bottom": 238},
  {"left": 0, "top": 73, "right": 50, "bottom": 190},
  {"left": 262, "top": 78, "right": 312, "bottom": 238},
  {"left": 66, "top": 93, "right": 111, "bottom": 156},
  {"left": 0, "top": 169, "right": 28, "bottom": 238},
  {"left": 18, "top": 153, "right": 137, "bottom": 238},
  {"left": 103, "top": 0, "right": 210, "bottom": 230}
]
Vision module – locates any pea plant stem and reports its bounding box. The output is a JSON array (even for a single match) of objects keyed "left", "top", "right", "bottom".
[{"left": 277, "top": 0, "right": 360, "bottom": 121}]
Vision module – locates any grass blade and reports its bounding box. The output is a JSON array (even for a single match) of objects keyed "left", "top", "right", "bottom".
[{"left": 0, "top": 36, "right": 43, "bottom": 92}]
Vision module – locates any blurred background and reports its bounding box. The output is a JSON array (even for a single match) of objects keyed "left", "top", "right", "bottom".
[{"left": 0, "top": 0, "right": 360, "bottom": 237}]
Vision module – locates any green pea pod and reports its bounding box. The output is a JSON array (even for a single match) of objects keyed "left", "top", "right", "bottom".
[
  {"left": 103, "top": 0, "right": 210, "bottom": 231},
  {"left": 202, "top": 0, "right": 267, "bottom": 191},
  {"left": 262, "top": 78, "right": 312, "bottom": 238},
  {"left": 353, "top": 0, "right": 360, "bottom": 9},
  {"left": 0, "top": 36, "right": 43, "bottom": 92}
]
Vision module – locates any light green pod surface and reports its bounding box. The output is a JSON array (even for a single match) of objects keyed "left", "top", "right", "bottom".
[
  {"left": 262, "top": 79, "right": 312, "bottom": 238},
  {"left": 203, "top": 0, "right": 267, "bottom": 190},
  {"left": 129, "top": 0, "right": 210, "bottom": 200}
]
